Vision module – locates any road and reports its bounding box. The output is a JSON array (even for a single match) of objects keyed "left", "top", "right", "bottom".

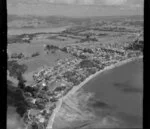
[{"left": 46, "top": 99, "right": 62, "bottom": 129}]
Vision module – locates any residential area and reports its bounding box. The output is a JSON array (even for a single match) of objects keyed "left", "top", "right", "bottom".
[{"left": 7, "top": 15, "right": 143, "bottom": 129}]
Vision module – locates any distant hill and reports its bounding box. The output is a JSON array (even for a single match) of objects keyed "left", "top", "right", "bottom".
[{"left": 7, "top": 14, "right": 143, "bottom": 29}]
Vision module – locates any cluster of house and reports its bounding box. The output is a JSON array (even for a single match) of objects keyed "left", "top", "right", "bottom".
[
  {"left": 23, "top": 64, "right": 76, "bottom": 128},
  {"left": 60, "top": 44, "right": 127, "bottom": 62},
  {"left": 23, "top": 34, "right": 143, "bottom": 128}
]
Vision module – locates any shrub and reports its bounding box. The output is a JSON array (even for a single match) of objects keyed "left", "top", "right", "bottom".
[
  {"left": 45, "top": 45, "right": 59, "bottom": 51},
  {"left": 35, "top": 99, "right": 46, "bottom": 109},
  {"left": 7, "top": 60, "right": 28, "bottom": 78},
  {"left": 125, "top": 39, "right": 143, "bottom": 51},
  {"left": 87, "top": 68, "right": 97, "bottom": 74},
  {"left": 18, "top": 53, "right": 25, "bottom": 59},
  {"left": 61, "top": 47, "right": 67, "bottom": 52},
  {"left": 7, "top": 80, "right": 29, "bottom": 117},
  {"left": 79, "top": 59, "right": 100, "bottom": 69},
  {"left": 11, "top": 52, "right": 25, "bottom": 59},
  {"left": 63, "top": 71, "right": 80, "bottom": 85},
  {"left": 83, "top": 48, "right": 94, "bottom": 54},
  {"left": 54, "top": 86, "right": 66, "bottom": 92},
  {"left": 31, "top": 52, "right": 40, "bottom": 57},
  {"left": 11, "top": 53, "right": 18, "bottom": 58},
  {"left": 78, "top": 54, "right": 87, "bottom": 59}
]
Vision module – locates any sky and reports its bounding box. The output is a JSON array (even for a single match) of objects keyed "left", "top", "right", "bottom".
[{"left": 7, "top": 0, "right": 143, "bottom": 17}]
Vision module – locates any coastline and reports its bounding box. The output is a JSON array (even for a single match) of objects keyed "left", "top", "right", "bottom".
[
  {"left": 63, "top": 56, "right": 143, "bottom": 100},
  {"left": 47, "top": 56, "right": 143, "bottom": 128},
  {"left": 8, "top": 26, "right": 70, "bottom": 35}
]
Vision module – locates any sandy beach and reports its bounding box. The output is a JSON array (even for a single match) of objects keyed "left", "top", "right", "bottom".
[
  {"left": 63, "top": 56, "right": 143, "bottom": 100},
  {"left": 47, "top": 55, "right": 143, "bottom": 129}
]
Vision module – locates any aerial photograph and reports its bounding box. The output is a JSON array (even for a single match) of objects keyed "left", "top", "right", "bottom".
[{"left": 7, "top": 0, "right": 143, "bottom": 129}]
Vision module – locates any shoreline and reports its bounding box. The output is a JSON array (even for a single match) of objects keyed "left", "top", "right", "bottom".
[
  {"left": 63, "top": 56, "right": 143, "bottom": 99},
  {"left": 8, "top": 26, "right": 70, "bottom": 35},
  {"left": 47, "top": 56, "right": 143, "bottom": 129}
]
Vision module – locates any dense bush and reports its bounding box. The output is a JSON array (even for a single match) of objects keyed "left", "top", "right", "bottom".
[
  {"left": 7, "top": 80, "right": 29, "bottom": 117},
  {"left": 35, "top": 99, "right": 46, "bottom": 109},
  {"left": 63, "top": 71, "right": 76, "bottom": 78},
  {"left": 61, "top": 47, "right": 68, "bottom": 52},
  {"left": 31, "top": 52, "right": 40, "bottom": 57},
  {"left": 8, "top": 34, "right": 31, "bottom": 44},
  {"left": 101, "top": 48, "right": 115, "bottom": 53},
  {"left": 78, "top": 54, "right": 87, "bottom": 59},
  {"left": 11, "top": 53, "right": 18, "bottom": 58},
  {"left": 63, "top": 71, "right": 80, "bottom": 85},
  {"left": 11, "top": 52, "right": 25, "bottom": 59},
  {"left": 87, "top": 68, "right": 97, "bottom": 74},
  {"left": 54, "top": 86, "right": 66, "bottom": 92},
  {"left": 7, "top": 60, "right": 28, "bottom": 78},
  {"left": 30, "top": 122, "right": 39, "bottom": 129},
  {"left": 17, "top": 74, "right": 26, "bottom": 89},
  {"left": 125, "top": 40, "right": 143, "bottom": 51},
  {"left": 83, "top": 48, "right": 94, "bottom": 54},
  {"left": 80, "top": 37, "right": 98, "bottom": 43},
  {"left": 79, "top": 59, "right": 100, "bottom": 69},
  {"left": 92, "top": 59, "right": 101, "bottom": 65},
  {"left": 45, "top": 45, "right": 59, "bottom": 51}
]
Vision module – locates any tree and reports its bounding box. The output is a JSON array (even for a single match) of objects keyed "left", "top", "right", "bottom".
[
  {"left": 7, "top": 60, "right": 28, "bottom": 78},
  {"left": 11, "top": 52, "right": 25, "bottom": 59},
  {"left": 87, "top": 68, "right": 97, "bottom": 74},
  {"left": 63, "top": 71, "right": 76, "bottom": 78},
  {"left": 63, "top": 71, "right": 80, "bottom": 85},
  {"left": 35, "top": 99, "right": 46, "bottom": 109},
  {"left": 17, "top": 73, "right": 26, "bottom": 90},
  {"left": 79, "top": 59, "right": 95, "bottom": 68},
  {"left": 61, "top": 47, "right": 67, "bottom": 53},
  {"left": 45, "top": 45, "right": 59, "bottom": 51},
  {"left": 83, "top": 48, "right": 94, "bottom": 54},
  {"left": 24, "top": 92, "right": 32, "bottom": 98},
  {"left": 11, "top": 89, "right": 29, "bottom": 117},
  {"left": 31, "top": 52, "right": 40, "bottom": 57},
  {"left": 17, "top": 53, "right": 25, "bottom": 59},
  {"left": 78, "top": 54, "right": 87, "bottom": 59},
  {"left": 54, "top": 86, "right": 66, "bottom": 92},
  {"left": 50, "top": 97, "right": 57, "bottom": 102},
  {"left": 86, "top": 34, "right": 90, "bottom": 40},
  {"left": 31, "top": 122, "right": 39, "bottom": 129},
  {"left": 11, "top": 53, "right": 18, "bottom": 58}
]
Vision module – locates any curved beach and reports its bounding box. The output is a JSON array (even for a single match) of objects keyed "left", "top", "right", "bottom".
[
  {"left": 47, "top": 56, "right": 143, "bottom": 129},
  {"left": 63, "top": 56, "right": 143, "bottom": 99}
]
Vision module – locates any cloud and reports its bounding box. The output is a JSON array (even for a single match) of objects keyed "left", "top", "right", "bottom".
[
  {"left": 40, "top": 0, "right": 127, "bottom": 5},
  {"left": 39, "top": 0, "right": 143, "bottom": 6},
  {"left": 104, "top": 0, "right": 127, "bottom": 5},
  {"left": 78, "top": 0, "right": 95, "bottom": 5},
  {"left": 43, "top": 0, "right": 94, "bottom": 5},
  {"left": 7, "top": 0, "right": 143, "bottom": 16},
  {"left": 54, "top": 0, "right": 76, "bottom": 4},
  {"left": 8, "top": 0, "right": 143, "bottom": 6}
]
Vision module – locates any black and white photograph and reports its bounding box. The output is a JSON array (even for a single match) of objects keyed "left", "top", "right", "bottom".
[{"left": 7, "top": 0, "right": 143, "bottom": 129}]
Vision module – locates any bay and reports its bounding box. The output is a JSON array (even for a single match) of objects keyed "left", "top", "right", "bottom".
[{"left": 83, "top": 59, "right": 143, "bottom": 128}]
